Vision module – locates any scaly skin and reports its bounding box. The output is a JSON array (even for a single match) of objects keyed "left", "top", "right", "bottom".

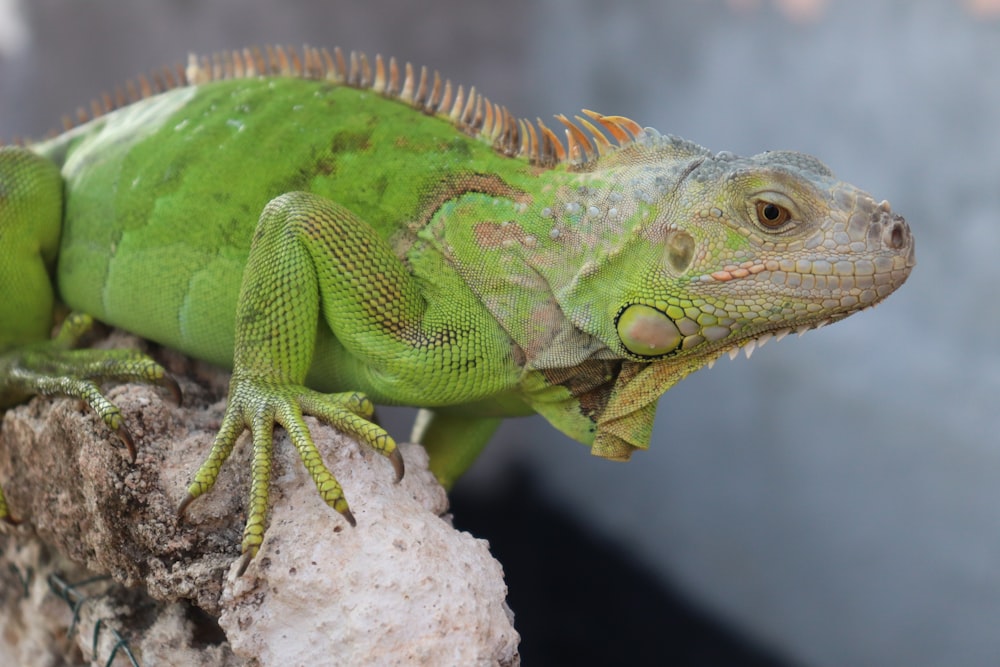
[{"left": 0, "top": 47, "right": 915, "bottom": 567}]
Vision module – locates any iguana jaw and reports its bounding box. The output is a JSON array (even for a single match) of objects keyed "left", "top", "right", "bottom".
[{"left": 706, "top": 306, "right": 872, "bottom": 367}]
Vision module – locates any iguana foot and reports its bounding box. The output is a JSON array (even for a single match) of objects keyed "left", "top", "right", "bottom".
[
  {"left": 0, "top": 313, "right": 180, "bottom": 522},
  {"left": 178, "top": 374, "right": 402, "bottom": 573}
]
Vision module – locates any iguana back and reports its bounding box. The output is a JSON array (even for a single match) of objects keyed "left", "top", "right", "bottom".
[{"left": 34, "top": 51, "right": 542, "bottom": 377}]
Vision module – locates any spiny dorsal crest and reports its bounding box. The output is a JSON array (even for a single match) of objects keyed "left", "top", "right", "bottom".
[{"left": 55, "top": 45, "right": 646, "bottom": 169}]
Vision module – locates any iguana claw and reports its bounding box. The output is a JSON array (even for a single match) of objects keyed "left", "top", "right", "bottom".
[
  {"left": 388, "top": 447, "right": 405, "bottom": 483},
  {"left": 159, "top": 375, "right": 183, "bottom": 407},
  {"left": 114, "top": 423, "right": 137, "bottom": 463},
  {"left": 176, "top": 494, "right": 194, "bottom": 519}
]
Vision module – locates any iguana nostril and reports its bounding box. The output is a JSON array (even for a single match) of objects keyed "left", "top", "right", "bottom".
[{"left": 889, "top": 219, "right": 906, "bottom": 249}]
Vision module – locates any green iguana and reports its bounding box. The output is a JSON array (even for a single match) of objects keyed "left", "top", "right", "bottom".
[{"left": 0, "top": 46, "right": 915, "bottom": 570}]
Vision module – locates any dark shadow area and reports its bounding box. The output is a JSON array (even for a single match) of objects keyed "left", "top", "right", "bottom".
[{"left": 452, "top": 468, "right": 797, "bottom": 667}]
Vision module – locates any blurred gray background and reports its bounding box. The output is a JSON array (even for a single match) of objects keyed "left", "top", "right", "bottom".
[{"left": 1, "top": 1, "right": 996, "bottom": 665}]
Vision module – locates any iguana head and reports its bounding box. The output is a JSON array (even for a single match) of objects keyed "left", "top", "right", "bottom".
[
  {"left": 517, "top": 129, "right": 916, "bottom": 460},
  {"left": 560, "top": 129, "right": 915, "bottom": 363}
]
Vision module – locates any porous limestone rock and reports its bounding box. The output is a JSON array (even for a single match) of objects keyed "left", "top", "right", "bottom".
[{"left": 0, "top": 331, "right": 520, "bottom": 666}]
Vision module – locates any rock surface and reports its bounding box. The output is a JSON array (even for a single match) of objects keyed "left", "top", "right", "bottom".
[{"left": 0, "top": 332, "right": 520, "bottom": 666}]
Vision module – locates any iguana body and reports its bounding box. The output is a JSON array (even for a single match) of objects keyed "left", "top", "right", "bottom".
[{"left": 0, "top": 47, "right": 915, "bottom": 566}]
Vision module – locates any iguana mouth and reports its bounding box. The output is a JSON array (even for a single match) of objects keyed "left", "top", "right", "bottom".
[{"left": 708, "top": 314, "right": 851, "bottom": 367}]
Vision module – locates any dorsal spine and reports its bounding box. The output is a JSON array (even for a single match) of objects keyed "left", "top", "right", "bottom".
[{"left": 54, "top": 45, "right": 646, "bottom": 169}]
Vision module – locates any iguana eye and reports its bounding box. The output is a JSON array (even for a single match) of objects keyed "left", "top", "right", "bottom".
[{"left": 755, "top": 200, "right": 792, "bottom": 228}]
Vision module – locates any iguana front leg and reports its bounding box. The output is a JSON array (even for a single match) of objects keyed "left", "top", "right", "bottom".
[
  {"left": 182, "top": 190, "right": 526, "bottom": 569},
  {"left": 178, "top": 192, "right": 420, "bottom": 570}
]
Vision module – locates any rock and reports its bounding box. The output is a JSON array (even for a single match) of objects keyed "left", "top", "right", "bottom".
[{"left": 0, "top": 332, "right": 520, "bottom": 665}]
